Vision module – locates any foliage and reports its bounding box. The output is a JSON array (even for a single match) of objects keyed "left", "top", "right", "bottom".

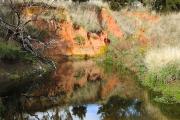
[
  {"left": 152, "top": 0, "right": 180, "bottom": 12},
  {"left": 104, "top": 0, "right": 138, "bottom": 11},
  {"left": 143, "top": 63, "right": 180, "bottom": 103},
  {"left": 0, "top": 41, "right": 36, "bottom": 62},
  {"left": 99, "top": 35, "right": 134, "bottom": 75},
  {"left": 104, "top": 0, "right": 180, "bottom": 11},
  {"left": 72, "top": 105, "right": 87, "bottom": 120},
  {"left": 98, "top": 96, "right": 142, "bottom": 119},
  {"left": 26, "top": 25, "right": 49, "bottom": 42},
  {"left": 101, "top": 31, "right": 180, "bottom": 104},
  {"left": 0, "top": 5, "right": 18, "bottom": 38},
  {"left": 74, "top": 35, "right": 86, "bottom": 45}
]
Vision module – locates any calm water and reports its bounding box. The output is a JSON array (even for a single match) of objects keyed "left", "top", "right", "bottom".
[{"left": 0, "top": 59, "right": 180, "bottom": 120}]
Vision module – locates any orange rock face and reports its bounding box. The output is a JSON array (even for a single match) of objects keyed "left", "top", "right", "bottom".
[
  {"left": 57, "top": 20, "right": 75, "bottom": 42},
  {"left": 22, "top": 6, "right": 109, "bottom": 59},
  {"left": 99, "top": 8, "right": 124, "bottom": 39}
]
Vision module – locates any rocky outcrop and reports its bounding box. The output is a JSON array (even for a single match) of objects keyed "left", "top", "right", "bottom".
[
  {"left": 21, "top": 4, "right": 128, "bottom": 60},
  {"left": 99, "top": 8, "right": 124, "bottom": 39},
  {"left": 22, "top": 6, "right": 110, "bottom": 59}
]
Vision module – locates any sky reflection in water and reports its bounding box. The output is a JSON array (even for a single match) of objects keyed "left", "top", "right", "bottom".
[{"left": 28, "top": 96, "right": 142, "bottom": 120}]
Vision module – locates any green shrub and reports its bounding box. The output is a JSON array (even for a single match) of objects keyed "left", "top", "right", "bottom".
[
  {"left": 143, "top": 63, "right": 180, "bottom": 103},
  {"left": 104, "top": 0, "right": 180, "bottom": 11},
  {"left": 0, "top": 5, "right": 18, "bottom": 38},
  {"left": 145, "top": 63, "right": 180, "bottom": 85},
  {"left": 74, "top": 35, "right": 86, "bottom": 45},
  {"left": 0, "top": 41, "right": 35, "bottom": 62},
  {"left": 104, "top": 0, "right": 137, "bottom": 11},
  {"left": 145, "top": 0, "right": 180, "bottom": 12}
]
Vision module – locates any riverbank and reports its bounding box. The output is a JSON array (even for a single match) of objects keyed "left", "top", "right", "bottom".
[
  {"left": 100, "top": 27, "right": 180, "bottom": 104},
  {"left": 0, "top": 40, "right": 53, "bottom": 96},
  {"left": 0, "top": 0, "right": 179, "bottom": 105}
]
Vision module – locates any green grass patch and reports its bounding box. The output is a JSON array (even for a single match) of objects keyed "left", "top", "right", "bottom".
[
  {"left": 74, "top": 35, "right": 86, "bottom": 45},
  {"left": 143, "top": 63, "right": 180, "bottom": 103},
  {"left": 0, "top": 40, "right": 36, "bottom": 63}
]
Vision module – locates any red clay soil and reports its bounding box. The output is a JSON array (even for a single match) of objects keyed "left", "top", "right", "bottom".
[
  {"left": 99, "top": 8, "right": 124, "bottom": 39},
  {"left": 22, "top": 6, "right": 128, "bottom": 59}
]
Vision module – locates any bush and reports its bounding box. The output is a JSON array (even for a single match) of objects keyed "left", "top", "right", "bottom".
[
  {"left": 153, "top": 0, "right": 180, "bottom": 12},
  {"left": 0, "top": 41, "right": 35, "bottom": 62},
  {"left": 104, "top": 0, "right": 180, "bottom": 11},
  {"left": 74, "top": 35, "right": 86, "bottom": 45},
  {"left": 104, "top": 0, "right": 138, "bottom": 11},
  {"left": 143, "top": 63, "right": 180, "bottom": 103}
]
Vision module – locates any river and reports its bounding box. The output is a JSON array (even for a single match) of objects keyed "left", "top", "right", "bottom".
[{"left": 0, "top": 58, "right": 180, "bottom": 120}]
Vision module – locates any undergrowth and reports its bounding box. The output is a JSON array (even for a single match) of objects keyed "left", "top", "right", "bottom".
[
  {"left": 142, "top": 63, "right": 180, "bottom": 103},
  {"left": 0, "top": 40, "right": 36, "bottom": 63}
]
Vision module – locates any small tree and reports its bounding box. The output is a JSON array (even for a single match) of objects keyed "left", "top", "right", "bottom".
[{"left": 0, "top": 0, "right": 55, "bottom": 66}]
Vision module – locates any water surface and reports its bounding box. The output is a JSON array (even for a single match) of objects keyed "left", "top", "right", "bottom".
[{"left": 0, "top": 59, "right": 180, "bottom": 120}]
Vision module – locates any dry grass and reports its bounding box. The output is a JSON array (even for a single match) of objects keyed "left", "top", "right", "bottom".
[
  {"left": 145, "top": 47, "right": 180, "bottom": 71},
  {"left": 147, "top": 12, "right": 180, "bottom": 47},
  {"left": 143, "top": 12, "right": 180, "bottom": 71},
  {"left": 111, "top": 9, "right": 180, "bottom": 72},
  {"left": 112, "top": 11, "right": 141, "bottom": 36},
  {"left": 66, "top": 0, "right": 108, "bottom": 32},
  {"left": 12, "top": 0, "right": 106, "bottom": 32},
  {"left": 68, "top": 3, "right": 101, "bottom": 32}
]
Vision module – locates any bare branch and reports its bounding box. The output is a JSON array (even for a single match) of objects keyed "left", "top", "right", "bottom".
[{"left": 0, "top": 0, "right": 56, "bottom": 68}]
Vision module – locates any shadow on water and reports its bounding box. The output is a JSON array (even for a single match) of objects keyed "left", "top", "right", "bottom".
[{"left": 0, "top": 59, "right": 180, "bottom": 120}]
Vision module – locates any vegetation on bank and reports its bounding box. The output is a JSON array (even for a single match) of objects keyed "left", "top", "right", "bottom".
[
  {"left": 100, "top": 34, "right": 180, "bottom": 104},
  {"left": 0, "top": 0, "right": 179, "bottom": 104},
  {"left": 0, "top": 99, "right": 5, "bottom": 119},
  {"left": 72, "top": 0, "right": 180, "bottom": 12},
  {"left": 143, "top": 63, "right": 180, "bottom": 103},
  {"left": 0, "top": 40, "right": 36, "bottom": 63}
]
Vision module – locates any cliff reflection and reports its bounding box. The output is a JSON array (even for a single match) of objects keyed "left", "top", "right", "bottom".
[{"left": 1, "top": 60, "right": 179, "bottom": 120}]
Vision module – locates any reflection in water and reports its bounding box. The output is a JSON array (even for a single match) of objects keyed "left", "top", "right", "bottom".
[
  {"left": 25, "top": 96, "right": 169, "bottom": 120},
  {"left": 72, "top": 105, "right": 87, "bottom": 120},
  {"left": 26, "top": 96, "right": 142, "bottom": 120},
  {"left": 0, "top": 60, "right": 180, "bottom": 120},
  {"left": 98, "top": 96, "right": 141, "bottom": 120}
]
